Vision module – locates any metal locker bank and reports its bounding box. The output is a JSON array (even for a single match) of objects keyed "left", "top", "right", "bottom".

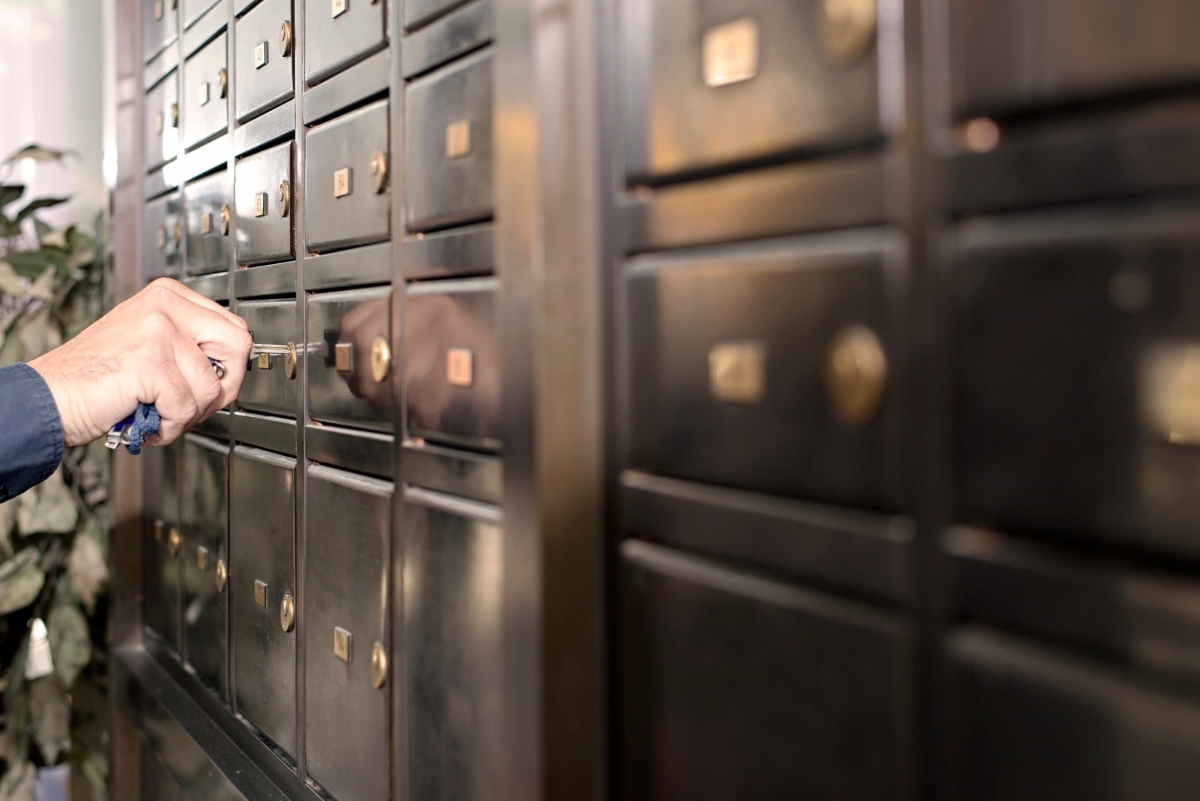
[{"left": 103, "top": 0, "right": 1200, "bottom": 799}]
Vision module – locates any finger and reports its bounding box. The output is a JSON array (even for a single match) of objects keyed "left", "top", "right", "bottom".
[
  {"left": 155, "top": 290, "right": 254, "bottom": 364},
  {"left": 146, "top": 277, "right": 249, "bottom": 330},
  {"left": 144, "top": 364, "right": 201, "bottom": 446},
  {"left": 174, "top": 338, "right": 224, "bottom": 426}
]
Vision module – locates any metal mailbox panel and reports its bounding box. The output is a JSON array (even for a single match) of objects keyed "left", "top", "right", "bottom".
[
  {"left": 235, "top": 0, "right": 295, "bottom": 122},
  {"left": 305, "top": 100, "right": 391, "bottom": 251},
  {"left": 235, "top": 140, "right": 294, "bottom": 264},
  {"left": 305, "top": 466, "right": 392, "bottom": 801},
  {"left": 955, "top": 203, "right": 1200, "bottom": 560},
  {"left": 183, "top": 170, "right": 232, "bottom": 275},
  {"left": 405, "top": 49, "right": 493, "bottom": 233},
  {"left": 183, "top": 31, "right": 229, "bottom": 150},
  {"left": 184, "top": 0, "right": 220, "bottom": 29},
  {"left": 144, "top": 193, "right": 183, "bottom": 279},
  {"left": 145, "top": 70, "right": 181, "bottom": 171},
  {"left": 145, "top": 442, "right": 183, "bottom": 651},
  {"left": 626, "top": 232, "right": 899, "bottom": 508},
  {"left": 620, "top": 541, "right": 912, "bottom": 801},
  {"left": 230, "top": 446, "right": 297, "bottom": 756},
  {"left": 949, "top": 628, "right": 1200, "bottom": 801},
  {"left": 144, "top": 0, "right": 179, "bottom": 61},
  {"left": 307, "top": 286, "right": 393, "bottom": 431},
  {"left": 406, "top": 0, "right": 465, "bottom": 32},
  {"left": 237, "top": 299, "right": 299, "bottom": 417},
  {"left": 951, "top": 0, "right": 1200, "bottom": 119},
  {"left": 405, "top": 277, "right": 500, "bottom": 450},
  {"left": 405, "top": 496, "right": 503, "bottom": 801},
  {"left": 304, "top": 0, "right": 386, "bottom": 85},
  {"left": 181, "top": 435, "right": 229, "bottom": 698},
  {"left": 621, "top": 0, "right": 881, "bottom": 184}
]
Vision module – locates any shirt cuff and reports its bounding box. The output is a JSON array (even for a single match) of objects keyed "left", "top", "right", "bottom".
[{"left": 0, "top": 363, "right": 64, "bottom": 502}]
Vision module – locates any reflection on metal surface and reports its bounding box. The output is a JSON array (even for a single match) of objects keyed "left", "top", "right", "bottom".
[
  {"left": 959, "top": 117, "right": 1000, "bottom": 154},
  {"left": 1142, "top": 342, "right": 1200, "bottom": 445},
  {"left": 280, "top": 592, "right": 296, "bottom": 632},
  {"left": 308, "top": 287, "right": 393, "bottom": 430},
  {"left": 334, "top": 626, "right": 352, "bottom": 661},
  {"left": 826, "top": 325, "right": 887, "bottom": 426},
  {"left": 371, "top": 642, "right": 387, "bottom": 688},
  {"left": 702, "top": 17, "right": 759, "bottom": 88},
  {"left": 708, "top": 340, "right": 765, "bottom": 404},
  {"left": 215, "top": 559, "right": 227, "bottom": 592},
  {"left": 822, "top": 0, "right": 876, "bottom": 65},
  {"left": 169, "top": 528, "right": 181, "bottom": 557}
]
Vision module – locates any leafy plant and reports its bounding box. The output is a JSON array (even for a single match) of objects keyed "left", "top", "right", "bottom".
[{"left": 0, "top": 145, "right": 110, "bottom": 801}]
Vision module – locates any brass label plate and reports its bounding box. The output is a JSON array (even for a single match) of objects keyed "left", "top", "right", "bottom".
[
  {"left": 447, "top": 347, "right": 474, "bottom": 387},
  {"left": 703, "top": 17, "right": 759, "bottom": 88},
  {"left": 155, "top": 112, "right": 164, "bottom": 134},
  {"left": 199, "top": 212, "right": 211, "bottom": 235},
  {"left": 332, "top": 0, "right": 347, "bottom": 17},
  {"left": 257, "top": 352, "right": 271, "bottom": 370},
  {"left": 254, "top": 192, "right": 267, "bottom": 217},
  {"left": 254, "top": 579, "right": 268, "bottom": 608},
  {"left": 1142, "top": 341, "right": 1200, "bottom": 445},
  {"left": 708, "top": 340, "right": 766, "bottom": 404},
  {"left": 446, "top": 120, "right": 472, "bottom": 159},
  {"left": 335, "top": 342, "right": 354, "bottom": 372},
  {"left": 254, "top": 41, "right": 268, "bottom": 69},
  {"left": 153, "top": 519, "right": 164, "bottom": 542},
  {"left": 199, "top": 82, "right": 210, "bottom": 106},
  {"left": 334, "top": 627, "right": 352, "bottom": 662},
  {"left": 156, "top": 227, "right": 167, "bottom": 249},
  {"left": 334, "top": 167, "right": 352, "bottom": 198},
  {"left": 154, "top": 0, "right": 163, "bottom": 21},
  {"left": 197, "top": 546, "right": 209, "bottom": 571}
]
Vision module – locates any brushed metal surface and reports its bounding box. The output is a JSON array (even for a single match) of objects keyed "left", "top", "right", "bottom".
[
  {"left": 405, "top": 0, "right": 468, "bottom": 33},
  {"left": 403, "top": 0, "right": 492, "bottom": 79},
  {"left": 305, "top": 100, "right": 390, "bottom": 251},
  {"left": 626, "top": 229, "right": 901, "bottom": 509},
  {"left": 235, "top": 0, "right": 294, "bottom": 122},
  {"left": 144, "top": 0, "right": 179, "bottom": 62},
  {"left": 182, "top": 0, "right": 227, "bottom": 54},
  {"left": 237, "top": 299, "right": 299, "bottom": 417},
  {"left": 621, "top": 0, "right": 881, "bottom": 184},
  {"left": 406, "top": 48, "right": 493, "bottom": 233},
  {"left": 305, "top": 424, "right": 394, "bottom": 479},
  {"left": 183, "top": 169, "right": 232, "bottom": 275},
  {"left": 181, "top": 435, "right": 230, "bottom": 699},
  {"left": 404, "top": 490, "right": 503, "bottom": 801},
  {"left": 234, "top": 140, "right": 294, "bottom": 264},
  {"left": 304, "top": 242, "right": 391, "bottom": 290},
  {"left": 230, "top": 446, "right": 297, "bottom": 757},
  {"left": 233, "top": 99, "right": 296, "bottom": 156},
  {"left": 143, "top": 192, "right": 183, "bottom": 279},
  {"left": 307, "top": 285, "right": 393, "bottom": 431},
  {"left": 144, "top": 441, "right": 182, "bottom": 652},
  {"left": 229, "top": 411, "right": 298, "bottom": 456},
  {"left": 233, "top": 260, "right": 296, "bottom": 299},
  {"left": 301, "top": 48, "right": 389, "bottom": 126},
  {"left": 400, "top": 222, "right": 492, "bottom": 280},
  {"left": 400, "top": 440, "right": 502, "bottom": 505},
  {"left": 145, "top": 68, "right": 180, "bottom": 172},
  {"left": 304, "top": 0, "right": 386, "bottom": 85},
  {"left": 305, "top": 466, "right": 392, "bottom": 801},
  {"left": 183, "top": 31, "right": 229, "bottom": 150},
  {"left": 405, "top": 276, "right": 500, "bottom": 451},
  {"left": 183, "top": 0, "right": 219, "bottom": 29}
]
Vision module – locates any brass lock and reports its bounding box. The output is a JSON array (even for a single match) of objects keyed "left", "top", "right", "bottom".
[
  {"left": 822, "top": 0, "right": 876, "bottom": 65},
  {"left": 370, "top": 336, "right": 391, "bottom": 383},
  {"left": 153, "top": 519, "right": 164, "bottom": 542},
  {"left": 220, "top": 203, "right": 230, "bottom": 235},
  {"left": 371, "top": 641, "right": 388, "bottom": 689},
  {"left": 168, "top": 528, "right": 181, "bottom": 557},
  {"left": 170, "top": 102, "right": 179, "bottom": 128},
  {"left": 278, "top": 180, "right": 291, "bottom": 217},
  {"left": 280, "top": 20, "right": 293, "bottom": 57},
  {"left": 218, "top": 67, "right": 229, "bottom": 99},
  {"left": 280, "top": 592, "right": 296, "bottom": 632},
  {"left": 172, "top": 220, "right": 182, "bottom": 248},
  {"left": 825, "top": 325, "right": 887, "bottom": 425},
  {"left": 215, "top": 559, "right": 227, "bottom": 593},
  {"left": 370, "top": 151, "right": 388, "bottom": 194},
  {"left": 285, "top": 342, "right": 298, "bottom": 379}
]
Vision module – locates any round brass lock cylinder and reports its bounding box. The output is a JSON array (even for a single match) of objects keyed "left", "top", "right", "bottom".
[
  {"left": 168, "top": 528, "right": 181, "bottom": 558},
  {"left": 278, "top": 180, "right": 291, "bottom": 217},
  {"left": 371, "top": 642, "right": 388, "bottom": 689},
  {"left": 826, "top": 325, "right": 887, "bottom": 425},
  {"left": 220, "top": 203, "right": 230, "bottom": 235},
  {"left": 822, "top": 0, "right": 876, "bottom": 65},
  {"left": 370, "top": 151, "right": 388, "bottom": 194},
  {"left": 217, "top": 67, "right": 229, "bottom": 99},
  {"left": 280, "top": 592, "right": 295, "bottom": 632},
  {"left": 370, "top": 336, "right": 391, "bottom": 383},
  {"left": 285, "top": 342, "right": 298, "bottom": 379},
  {"left": 280, "top": 20, "right": 293, "bottom": 57},
  {"left": 215, "top": 559, "right": 227, "bottom": 593}
]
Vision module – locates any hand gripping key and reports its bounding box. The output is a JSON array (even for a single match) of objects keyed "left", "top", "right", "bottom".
[{"left": 105, "top": 358, "right": 228, "bottom": 454}]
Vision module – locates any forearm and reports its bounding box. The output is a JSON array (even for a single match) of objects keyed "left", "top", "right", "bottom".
[{"left": 0, "top": 363, "right": 64, "bottom": 502}]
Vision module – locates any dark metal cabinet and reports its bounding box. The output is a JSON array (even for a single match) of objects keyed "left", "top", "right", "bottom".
[
  {"left": 237, "top": 299, "right": 299, "bottom": 417},
  {"left": 183, "top": 31, "right": 229, "bottom": 150},
  {"left": 305, "top": 466, "right": 392, "bottom": 801},
  {"left": 144, "top": 0, "right": 180, "bottom": 61},
  {"left": 304, "top": 0, "right": 386, "bottom": 84},
  {"left": 235, "top": 0, "right": 295, "bottom": 122},
  {"left": 306, "top": 100, "right": 391, "bottom": 251},
  {"left": 144, "top": 193, "right": 183, "bottom": 279},
  {"left": 955, "top": 203, "right": 1200, "bottom": 560},
  {"left": 950, "top": 0, "right": 1200, "bottom": 120},
  {"left": 145, "top": 69, "right": 180, "bottom": 171},
  {"left": 235, "top": 140, "right": 295, "bottom": 265},
  {"left": 405, "top": 277, "right": 500, "bottom": 450},
  {"left": 405, "top": 48, "right": 493, "bottom": 233},
  {"left": 404, "top": 488, "right": 504, "bottom": 801},
  {"left": 626, "top": 231, "right": 900, "bottom": 509},
  {"left": 306, "top": 286, "right": 393, "bottom": 431},
  {"left": 183, "top": 170, "right": 232, "bottom": 275},
  {"left": 948, "top": 628, "right": 1200, "bottom": 801},
  {"left": 620, "top": 540, "right": 912, "bottom": 801},
  {"left": 230, "top": 446, "right": 297, "bottom": 757},
  {"left": 145, "top": 442, "right": 183, "bottom": 652},
  {"left": 181, "top": 435, "right": 229, "bottom": 699},
  {"left": 620, "top": 0, "right": 881, "bottom": 184}
]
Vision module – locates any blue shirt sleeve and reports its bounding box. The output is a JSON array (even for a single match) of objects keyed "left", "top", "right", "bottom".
[{"left": 0, "top": 363, "right": 64, "bottom": 502}]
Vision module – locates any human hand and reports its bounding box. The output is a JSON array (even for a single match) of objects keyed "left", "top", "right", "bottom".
[
  {"left": 335, "top": 295, "right": 391, "bottom": 408},
  {"left": 29, "top": 278, "right": 252, "bottom": 447}
]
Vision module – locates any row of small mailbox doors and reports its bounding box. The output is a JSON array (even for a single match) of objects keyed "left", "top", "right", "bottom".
[
  {"left": 147, "top": 435, "right": 502, "bottom": 801},
  {"left": 146, "top": 46, "right": 493, "bottom": 273}
]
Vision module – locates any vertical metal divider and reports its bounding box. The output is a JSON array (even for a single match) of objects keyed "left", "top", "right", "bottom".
[
  {"left": 292, "top": 0, "right": 310, "bottom": 782},
  {"left": 171, "top": 2, "right": 188, "bottom": 678},
  {"left": 387, "top": 0, "right": 407, "bottom": 798},
  {"left": 224, "top": 0, "right": 239, "bottom": 726}
]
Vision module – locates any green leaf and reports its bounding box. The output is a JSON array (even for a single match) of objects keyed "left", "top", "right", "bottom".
[
  {"left": 29, "top": 676, "right": 69, "bottom": 765},
  {"left": 15, "top": 197, "right": 69, "bottom": 223},
  {"left": 31, "top": 217, "right": 51, "bottom": 240},
  {"left": 6, "top": 251, "right": 55, "bottom": 279},
  {"left": 0, "top": 761, "right": 34, "bottom": 801},
  {"left": 0, "top": 185, "right": 25, "bottom": 211},
  {"left": 4, "top": 145, "right": 76, "bottom": 166},
  {"left": 0, "top": 262, "right": 26, "bottom": 297},
  {"left": 47, "top": 604, "right": 90, "bottom": 689},
  {"left": 69, "top": 526, "right": 107, "bottom": 613},
  {"left": 0, "top": 554, "right": 44, "bottom": 615}
]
